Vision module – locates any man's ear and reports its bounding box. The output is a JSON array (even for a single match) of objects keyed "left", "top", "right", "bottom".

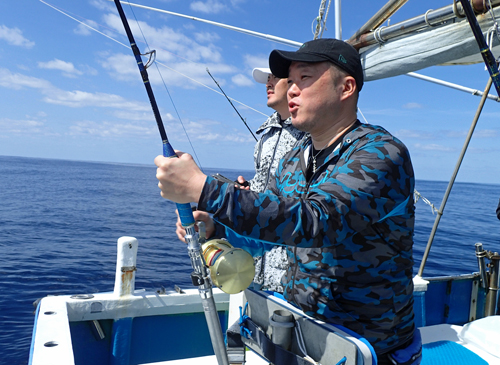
[{"left": 341, "top": 77, "right": 356, "bottom": 100}]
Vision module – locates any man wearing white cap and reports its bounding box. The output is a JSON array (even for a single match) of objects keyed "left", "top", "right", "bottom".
[
  {"left": 241, "top": 68, "right": 304, "bottom": 193},
  {"left": 240, "top": 68, "right": 305, "bottom": 292}
]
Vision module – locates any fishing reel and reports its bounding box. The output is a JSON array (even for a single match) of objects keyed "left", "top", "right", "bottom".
[{"left": 201, "top": 238, "right": 255, "bottom": 294}]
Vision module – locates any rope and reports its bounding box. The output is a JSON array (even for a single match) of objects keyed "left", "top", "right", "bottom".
[
  {"left": 453, "top": 0, "right": 466, "bottom": 18},
  {"left": 294, "top": 321, "right": 319, "bottom": 364},
  {"left": 357, "top": 107, "right": 368, "bottom": 124},
  {"left": 319, "top": 0, "right": 332, "bottom": 39},
  {"left": 313, "top": 0, "right": 327, "bottom": 39},
  {"left": 313, "top": 0, "right": 332, "bottom": 39},
  {"left": 373, "top": 26, "right": 387, "bottom": 44},
  {"left": 414, "top": 189, "right": 439, "bottom": 215},
  {"left": 486, "top": 0, "right": 500, "bottom": 58},
  {"left": 424, "top": 9, "right": 437, "bottom": 27}
]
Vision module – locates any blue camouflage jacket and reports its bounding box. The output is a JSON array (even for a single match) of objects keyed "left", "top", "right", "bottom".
[{"left": 198, "top": 122, "right": 415, "bottom": 354}]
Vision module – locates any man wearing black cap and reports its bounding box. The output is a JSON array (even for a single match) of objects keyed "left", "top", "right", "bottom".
[{"left": 155, "top": 38, "right": 419, "bottom": 364}]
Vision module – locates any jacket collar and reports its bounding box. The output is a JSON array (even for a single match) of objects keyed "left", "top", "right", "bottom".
[
  {"left": 256, "top": 111, "right": 292, "bottom": 134},
  {"left": 301, "top": 120, "right": 366, "bottom": 162}
]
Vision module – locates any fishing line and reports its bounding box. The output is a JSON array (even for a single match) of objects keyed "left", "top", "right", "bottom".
[
  {"left": 39, "top": 0, "right": 269, "bottom": 116},
  {"left": 125, "top": 1, "right": 203, "bottom": 169},
  {"left": 39, "top": 0, "right": 130, "bottom": 48},
  {"left": 206, "top": 68, "right": 258, "bottom": 142}
]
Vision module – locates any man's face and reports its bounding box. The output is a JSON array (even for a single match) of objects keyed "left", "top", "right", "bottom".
[
  {"left": 287, "top": 61, "right": 344, "bottom": 134},
  {"left": 266, "top": 74, "right": 288, "bottom": 110}
]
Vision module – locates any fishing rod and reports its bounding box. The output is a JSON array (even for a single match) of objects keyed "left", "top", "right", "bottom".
[
  {"left": 458, "top": 0, "right": 500, "bottom": 96},
  {"left": 112, "top": 1, "right": 229, "bottom": 364},
  {"left": 206, "top": 68, "right": 258, "bottom": 142}
]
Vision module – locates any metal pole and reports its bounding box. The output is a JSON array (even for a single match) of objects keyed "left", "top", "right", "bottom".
[
  {"left": 476, "top": 243, "right": 489, "bottom": 289},
  {"left": 485, "top": 253, "right": 500, "bottom": 316},
  {"left": 334, "top": 0, "right": 341, "bottom": 40},
  {"left": 348, "top": 0, "right": 500, "bottom": 49},
  {"left": 417, "top": 77, "right": 493, "bottom": 276},
  {"left": 406, "top": 72, "right": 500, "bottom": 102},
  {"left": 347, "top": 0, "right": 408, "bottom": 43}
]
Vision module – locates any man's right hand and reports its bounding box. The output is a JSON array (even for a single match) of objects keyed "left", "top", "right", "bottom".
[{"left": 237, "top": 176, "right": 251, "bottom": 190}]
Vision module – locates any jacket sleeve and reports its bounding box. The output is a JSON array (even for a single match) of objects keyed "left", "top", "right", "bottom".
[{"left": 198, "top": 134, "right": 414, "bottom": 249}]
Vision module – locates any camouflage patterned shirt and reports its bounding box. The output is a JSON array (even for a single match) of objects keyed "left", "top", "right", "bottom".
[{"left": 199, "top": 122, "right": 415, "bottom": 354}]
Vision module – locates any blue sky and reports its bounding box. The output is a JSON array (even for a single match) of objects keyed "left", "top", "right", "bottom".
[{"left": 1, "top": 0, "right": 499, "bottom": 184}]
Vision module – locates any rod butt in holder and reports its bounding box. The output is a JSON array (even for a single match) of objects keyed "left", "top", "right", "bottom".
[
  {"left": 475, "top": 242, "right": 488, "bottom": 289},
  {"left": 269, "top": 309, "right": 294, "bottom": 351}
]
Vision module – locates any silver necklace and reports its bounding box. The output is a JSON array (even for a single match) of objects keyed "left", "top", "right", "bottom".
[
  {"left": 309, "top": 119, "right": 358, "bottom": 173},
  {"left": 311, "top": 148, "right": 322, "bottom": 174},
  {"left": 310, "top": 136, "right": 336, "bottom": 173}
]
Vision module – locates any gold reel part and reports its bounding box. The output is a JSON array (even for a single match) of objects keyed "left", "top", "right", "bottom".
[{"left": 202, "top": 239, "right": 255, "bottom": 294}]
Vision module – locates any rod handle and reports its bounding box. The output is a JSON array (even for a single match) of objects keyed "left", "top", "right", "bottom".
[{"left": 162, "top": 141, "right": 196, "bottom": 227}]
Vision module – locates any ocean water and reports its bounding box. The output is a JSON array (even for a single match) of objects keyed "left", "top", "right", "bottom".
[{"left": 1, "top": 155, "right": 500, "bottom": 364}]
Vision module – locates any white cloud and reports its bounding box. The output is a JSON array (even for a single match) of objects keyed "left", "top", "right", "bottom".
[
  {"left": 362, "top": 108, "right": 407, "bottom": 117},
  {"left": 414, "top": 143, "right": 454, "bottom": 152},
  {"left": 74, "top": 20, "right": 99, "bottom": 36},
  {"left": 230, "top": 0, "right": 246, "bottom": 6},
  {"left": 0, "top": 68, "right": 52, "bottom": 90},
  {"left": 69, "top": 121, "right": 156, "bottom": 137},
  {"left": 90, "top": 0, "right": 115, "bottom": 12},
  {"left": 0, "top": 25, "right": 35, "bottom": 48},
  {"left": 403, "top": 102, "right": 423, "bottom": 109},
  {"left": 172, "top": 118, "right": 253, "bottom": 143},
  {"left": 194, "top": 32, "right": 220, "bottom": 44},
  {"left": 98, "top": 52, "right": 138, "bottom": 82},
  {"left": 99, "top": 50, "right": 237, "bottom": 89},
  {"left": 473, "top": 129, "right": 498, "bottom": 138},
  {"left": 394, "top": 129, "right": 434, "bottom": 139},
  {"left": 38, "top": 59, "right": 83, "bottom": 77},
  {"left": 444, "top": 129, "right": 498, "bottom": 139},
  {"left": 0, "top": 67, "right": 150, "bottom": 111},
  {"left": 112, "top": 110, "right": 176, "bottom": 123},
  {"left": 43, "top": 89, "right": 150, "bottom": 110},
  {"left": 397, "top": 129, "right": 498, "bottom": 140},
  {"left": 232, "top": 74, "right": 253, "bottom": 87},
  {"left": 104, "top": 14, "right": 223, "bottom": 63},
  {"left": 99, "top": 13, "right": 244, "bottom": 89},
  {"left": 0, "top": 118, "right": 43, "bottom": 133},
  {"left": 444, "top": 130, "right": 467, "bottom": 138},
  {"left": 190, "top": 0, "right": 227, "bottom": 14},
  {"left": 243, "top": 54, "right": 269, "bottom": 70}
]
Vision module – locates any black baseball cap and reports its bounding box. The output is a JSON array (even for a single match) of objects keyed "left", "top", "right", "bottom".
[{"left": 269, "top": 38, "right": 364, "bottom": 91}]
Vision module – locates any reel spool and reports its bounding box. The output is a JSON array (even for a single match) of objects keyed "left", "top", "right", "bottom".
[{"left": 202, "top": 239, "right": 255, "bottom": 294}]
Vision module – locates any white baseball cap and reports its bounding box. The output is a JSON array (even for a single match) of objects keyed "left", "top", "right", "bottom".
[{"left": 252, "top": 68, "right": 271, "bottom": 84}]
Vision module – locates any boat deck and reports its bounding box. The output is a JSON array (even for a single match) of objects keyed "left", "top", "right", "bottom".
[
  {"left": 137, "top": 322, "right": 500, "bottom": 365},
  {"left": 420, "top": 323, "right": 499, "bottom": 364},
  {"left": 139, "top": 350, "right": 268, "bottom": 365},
  {"left": 131, "top": 323, "right": 498, "bottom": 364}
]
